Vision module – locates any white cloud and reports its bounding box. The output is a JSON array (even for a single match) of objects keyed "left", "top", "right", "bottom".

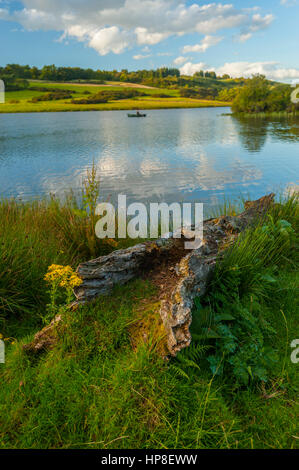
[
  {"left": 133, "top": 53, "right": 151, "bottom": 60},
  {"left": 157, "top": 52, "right": 173, "bottom": 57},
  {"left": 173, "top": 56, "right": 189, "bottom": 66},
  {"left": 180, "top": 62, "right": 207, "bottom": 76},
  {"left": 88, "top": 27, "right": 131, "bottom": 55},
  {"left": 236, "top": 13, "right": 274, "bottom": 42},
  {"left": 1, "top": 1, "right": 274, "bottom": 55},
  {"left": 135, "top": 27, "right": 169, "bottom": 46},
  {"left": 182, "top": 35, "right": 223, "bottom": 53},
  {"left": 239, "top": 33, "right": 252, "bottom": 43},
  {"left": 179, "top": 60, "right": 299, "bottom": 82}
]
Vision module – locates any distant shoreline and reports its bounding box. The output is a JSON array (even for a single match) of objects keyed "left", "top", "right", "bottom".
[
  {"left": 0, "top": 104, "right": 230, "bottom": 114},
  {"left": 0, "top": 80, "right": 231, "bottom": 114}
]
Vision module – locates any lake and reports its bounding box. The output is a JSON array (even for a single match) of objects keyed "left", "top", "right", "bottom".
[{"left": 0, "top": 108, "right": 298, "bottom": 209}]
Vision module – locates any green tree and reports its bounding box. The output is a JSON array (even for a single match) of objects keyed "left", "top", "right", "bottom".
[{"left": 232, "top": 74, "right": 270, "bottom": 113}]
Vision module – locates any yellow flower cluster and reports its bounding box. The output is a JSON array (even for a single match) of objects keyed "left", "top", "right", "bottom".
[
  {"left": 44, "top": 264, "right": 83, "bottom": 289},
  {"left": 0, "top": 333, "right": 15, "bottom": 344}
]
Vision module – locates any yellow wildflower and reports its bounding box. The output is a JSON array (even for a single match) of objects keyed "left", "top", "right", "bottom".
[{"left": 45, "top": 264, "right": 82, "bottom": 290}]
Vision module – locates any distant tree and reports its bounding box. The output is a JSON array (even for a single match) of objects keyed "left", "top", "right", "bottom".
[
  {"left": 218, "top": 87, "right": 239, "bottom": 102},
  {"left": 232, "top": 75, "right": 270, "bottom": 113},
  {"left": 232, "top": 75, "right": 293, "bottom": 114}
]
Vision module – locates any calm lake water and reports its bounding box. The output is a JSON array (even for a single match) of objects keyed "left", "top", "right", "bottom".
[{"left": 0, "top": 108, "right": 298, "bottom": 208}]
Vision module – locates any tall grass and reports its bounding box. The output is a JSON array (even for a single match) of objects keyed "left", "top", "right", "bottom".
[
  {"left": 213, "top": 193, "right": 298, "bottom": 297},
  {"left": 0, "top": 173, "right": 113, "bottom": 322}
]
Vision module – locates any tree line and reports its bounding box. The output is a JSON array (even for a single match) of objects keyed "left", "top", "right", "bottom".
[{"left": 0, "top": 63, "right": 236, "bottom": 89}]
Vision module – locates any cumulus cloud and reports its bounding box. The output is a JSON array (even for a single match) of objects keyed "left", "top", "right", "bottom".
[
  {"left": 182, "top": 35, "right": 223, "bottom": 53},
  {"left": 173, "top": 56, "right": 189, "bottom": 66},
  {"left": 1, "top": 0, "right": 274, "bottom": 55},
  {"left": 236, "top": 13, "right": 274, "bottom": 42},
  {"left": 135, "top": 27, "right": 169, "bottom": 46},
  {"left": 88, "top": 27, "right": 131, "bottom": 55},
  {"left": 180, "top": 62, "right": 207, "bottom": 76},
  {"left": 179, "top": 60, "right": 299, "bottom": 82}
]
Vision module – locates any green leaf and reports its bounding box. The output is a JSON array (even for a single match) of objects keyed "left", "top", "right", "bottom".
[
  {"left": 215, "top": 313, "right": 235, "bottom": 322},
  {"left": 277, "top": 219, "right": 292, "bottom": 229},
  {"left": 260, "top": 274, "right": 277, "bottom": 283},
  {"left": 201, "top": 328, "right": 222, "bottom": 339}
]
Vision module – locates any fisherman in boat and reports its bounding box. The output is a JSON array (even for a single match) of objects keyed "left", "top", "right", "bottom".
[{"left": 136, "top": 110, "right": 141, "bottom": 116}]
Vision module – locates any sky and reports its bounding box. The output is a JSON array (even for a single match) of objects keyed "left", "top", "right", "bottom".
[{"left": 0, "top": 0, "right": 299, "bottom": 81}]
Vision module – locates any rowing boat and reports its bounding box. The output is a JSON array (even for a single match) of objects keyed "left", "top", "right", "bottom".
[{"left": 127, "top": 113, "right": 147, "bottom": 118}]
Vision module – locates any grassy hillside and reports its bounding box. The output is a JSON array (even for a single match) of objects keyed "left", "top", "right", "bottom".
[
  {"left": 0, "top": 189, "right": 298, "bottom": 449},
  {"left": 1, "top": 81, "right": 230, "bottom": 113}
]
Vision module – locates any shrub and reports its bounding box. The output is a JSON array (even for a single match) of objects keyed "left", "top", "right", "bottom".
[
  {"left": 152, "top": 93, "right": 172, "bottom": 98},
  {"left": 71, "top": 88, "right": 147, "bottom": 104},
  {"left": 180, "top": 87, "right": 218, "bottom": 100},
  {"left": 71, "top": 96, "right": 108, "bottom": 104},
  {"left": 232, "top": 75, "right": 293, "bottom": 114},
  {"left": 30, "top": 91, "right": 73, "bottom": 102},
  {"left": 29, "top": 86, "right": 77, "bottom": 93}
]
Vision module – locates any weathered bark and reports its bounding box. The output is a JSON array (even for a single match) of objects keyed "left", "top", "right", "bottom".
[
  {"left": 24, "top": 194, "right": 274, "bottom": 355},
  {"left": 72, "top": 237, "right": 180, "bottom": 305},
  {"left": 160, "top": 193, "right": 275, "bottom": 355}
]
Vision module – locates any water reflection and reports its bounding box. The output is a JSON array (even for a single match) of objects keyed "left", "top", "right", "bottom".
[
  {"left": 0, "top": 109, "right": 298, "bottom": 208},
  {"left": 232, "top": 114, "right": 299, "bottom": 153}
]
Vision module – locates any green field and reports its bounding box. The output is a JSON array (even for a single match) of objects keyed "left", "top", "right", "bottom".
[{"left": 1, "top": 81, "right": 230, "bottom": 113}]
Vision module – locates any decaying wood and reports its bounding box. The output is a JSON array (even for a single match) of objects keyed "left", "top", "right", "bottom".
[
  {"left": 160, "top": 193, "right": 275, "bottom": 355},
  {"left": 72, "top": 237, "right": 181, "bottom": 305},
  {"left": 23, "top": 194, "right": 274, "bottom": 355},
  {"left": 23, "top": 315, "right": 62, "bottom": 353}
]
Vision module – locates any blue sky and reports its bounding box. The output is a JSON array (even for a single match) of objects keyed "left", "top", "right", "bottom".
[{"left": 0, "top": 0, "right": 298, "bottom": 81}]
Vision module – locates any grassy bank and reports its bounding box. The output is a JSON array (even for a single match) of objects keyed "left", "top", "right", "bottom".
[
  {"left": 1, "top": 81, "right": 230, "bottom": 113},
  {"left": 0, "top": 191, "right": 298, "bottom": 449}
]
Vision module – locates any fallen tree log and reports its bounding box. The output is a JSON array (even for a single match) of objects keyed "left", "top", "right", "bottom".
[{"left": 24, "top": 194, "right": 275, "bottom": 355}]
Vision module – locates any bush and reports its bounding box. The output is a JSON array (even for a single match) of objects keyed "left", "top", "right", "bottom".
[
  {"left": 180, "top": 87, "right": 218, "bottom": 100},
  {"left": 2, "top": 76, "right": 29, "bottom": 91},
  {"left": 30, "top": 91, "right": 73, "bottom": 102},
  {"left": 232, "top": 75, "right": 293, "bottom": 114},
  {"left": 72, "top": 88, "right": 146, "bottom": 104},
  {"left": 29, "top": 86, "right": 77, "bottom": 93},
  {"left": 71, "top": 96, "right": 108, "bottom": 104},
  {"left": 152, "top": 93, "right": 172, "bottom": 98}
]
